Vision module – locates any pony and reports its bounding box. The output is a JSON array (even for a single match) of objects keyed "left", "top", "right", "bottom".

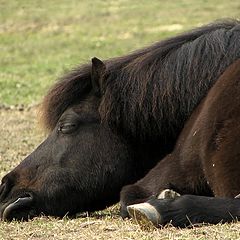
[
  {"left": 0, "top": 20, "right": 240, "bottom": 220},
  {"left": 123, "top": 59, "right": 240, "bottom": 227}
]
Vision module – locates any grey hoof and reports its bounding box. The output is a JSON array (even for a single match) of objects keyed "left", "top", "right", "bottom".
[{"left": 127, "top": 202, "right": 161, "bottom": 228}]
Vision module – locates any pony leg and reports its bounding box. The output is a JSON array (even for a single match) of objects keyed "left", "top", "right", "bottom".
[
  {"left": 127, "top": 195, "right": 240, "bottom": 228},
  {"left": 127, "top": 189, "right": 181, "bottom": 229},
  {"left": 120, "top": 184, "right": 152, "bottom": 218},
  {"left": 203, "top": 124, "right": 240, "bottom": 197},
  {"left": 120, "top": 152, "right": 206, "bottom": 218},
  {"left": 120, "top": 154, "right": 174, "bottom": 218}
]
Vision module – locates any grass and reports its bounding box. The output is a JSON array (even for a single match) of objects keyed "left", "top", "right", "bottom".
[
  {"left": 1, "top": 215, "right": 240, "bottom": 240},
  {"left": 1, "top": 0, "right": 240, "bottom": 239}
]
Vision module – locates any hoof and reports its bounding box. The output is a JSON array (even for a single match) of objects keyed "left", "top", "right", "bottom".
[
  {"left": 127, "top": 202, "right": 160, "bottom": 229},
  {"left": 157, "top": 189, "right": 180, "bottom": 199}
]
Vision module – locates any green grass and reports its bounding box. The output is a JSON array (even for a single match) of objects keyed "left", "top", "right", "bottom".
[{"left": 1, "top": 0, "right": 239, "bottom": 105}]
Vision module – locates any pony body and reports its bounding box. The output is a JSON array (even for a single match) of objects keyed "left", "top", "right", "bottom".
[
  {"left": 121, "top": 59, "right": 240, "bottom": 226},
  {"left": 1, "top": 20, "right": 240, "bottom": 220}
]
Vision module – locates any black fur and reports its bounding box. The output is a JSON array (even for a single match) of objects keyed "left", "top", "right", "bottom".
[{"left": 147, "top": 196, "right": 240, "bottom": 227}]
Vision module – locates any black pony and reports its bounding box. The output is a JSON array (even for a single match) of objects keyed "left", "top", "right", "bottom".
[
  {"left": 125, "top": 59, "right": 240, "bottom": 228},
  {"left": 0, "top": 20, "right": 240, "bottom": 220}
]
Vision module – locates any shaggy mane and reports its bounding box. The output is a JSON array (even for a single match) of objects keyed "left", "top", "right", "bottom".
[{"left": 40, "top": 19, "right": 240, "bottom": 142}]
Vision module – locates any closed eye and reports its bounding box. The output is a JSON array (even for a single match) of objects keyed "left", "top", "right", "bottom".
[{"left": 58, "top": 122, "right": 78, "bottom": 134}]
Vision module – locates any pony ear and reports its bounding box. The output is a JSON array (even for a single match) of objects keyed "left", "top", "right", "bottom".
[{"left": 91, "top": 57, "right": 106, "bottom": 97}]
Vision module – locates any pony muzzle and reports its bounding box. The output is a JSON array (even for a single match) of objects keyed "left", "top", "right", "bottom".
[{"left": 1, "top": 193, "right": 34, "bottom": 221}]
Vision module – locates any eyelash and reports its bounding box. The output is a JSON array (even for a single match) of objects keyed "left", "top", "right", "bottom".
[{"left": 57, "top": 123, "right": 78, "bottom": 134}]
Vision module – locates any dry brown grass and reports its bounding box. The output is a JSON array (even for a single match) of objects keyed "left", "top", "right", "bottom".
[{"left": 1, "top": 108, "right": 240, "bottom": 239}]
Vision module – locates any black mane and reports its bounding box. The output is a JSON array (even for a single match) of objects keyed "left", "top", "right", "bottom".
[{"left": 41, "top": 19, "right": 240, "bottom": 143}]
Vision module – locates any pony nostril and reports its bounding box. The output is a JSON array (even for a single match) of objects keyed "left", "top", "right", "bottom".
[
  {"left": 21, "top": 192, "right": 33, "bottom": 200},
  {"left": 0, "top": 178, "right": 14, "bottom": 201},
  {"left": 0, "top": 183, "right": 6, "bottom": 197},
  {"left": 1, "top": 192, "right": 34, "bottom": 221},
  {"left": 0, "top": 182, "right": 10, "bottom": 201}
]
